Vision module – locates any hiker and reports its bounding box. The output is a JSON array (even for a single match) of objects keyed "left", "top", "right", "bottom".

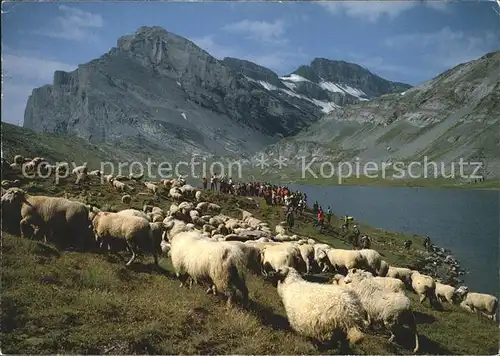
[
  {"left": 202, "top": 176, "right": 207, "bottom": 189},
  {"left": 352, "top": 224, "right": 360, "bottom": 248},
  {"left": 342, "top": 214, "right": 353, "bottom": 232},
  {"left": 313, "top": 201, "right": 319, "bottom": 213},
  {"left": 318, "top": 208, "right": 325, "bottom": 232},
  {"left": 424, "top": 236, "right": 431, "bottom": 250},
  {"left": 286, "top": 210, "right": 294, "bottom": 230},
  {"left": 210, "top": 175, "right": 215, "bottom": 190},
  {"left": 326, "top": 206, "right": 332, "bottom": 225}
]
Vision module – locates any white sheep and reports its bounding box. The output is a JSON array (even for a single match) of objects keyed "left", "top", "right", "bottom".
[
  {"left": 358, "top": 249, "right": 387, "bottom": 276},
  {"left": 386, "top": 266, "right": 413, "bottom": 285},
  {"left": 344, "top": 270, "right": 419, "bottom": 353},
  {"left": 195, "top": 190, "right": 202, "bottom": 202},
  {"left": 92, "top": 211, "right": 160, "bottom": 266},
  {"left": 346, "top": 268, "right": 405, "bottom": 293},
  {"left": 144, "top": 182, "right": 159, "bottom": 195},
  {"left": 207, "top": 203, "right": 221, "bottom": 214},
  {"left": 116, "top": 209, "right": 150, "bottom": 221},
  {"left": 261, "top": 244, "right": 306, "bottom": 274},
  {"left": 435, "top": 282, "right": 458, "bottom": 304},
  {"left": 180, "top": 184, "right": 196, "bottom": 197},
  {"left": 275, "top": 224, "right": 286, "bottom": 236},
  {"left": 410, "top": 271, "right": 437, "bottom": 307},
  {"left": 169, "top": 187, "right": 183, "bottom": 201},
  {"left": 318, "top": 248, "right": 367, "bottom": 272},
  {"left": 274, "top": 267, "right": 366, "bottom": 347},
  {"left": 290, "top": 243, "right": 315, "bottom": 274},
  {"left": 168, "top": 230, "right": 249, "bottom": 307},
  {"left": 113, "top": 180, "right": 128, "bottom": 193},
  {"left": 89, "top": 170, "right": 102, "bottom": 177},
  {"left": 313, "top": 243, "right": 332, "bottom": 272},
  {"left": 460, "top": 292, "right": 498, "bottom": 321},
  {"left": 71, "top": 165, "right": 88, "bottom": 175}
]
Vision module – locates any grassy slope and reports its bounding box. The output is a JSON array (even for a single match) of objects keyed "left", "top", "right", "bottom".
[{"left": 1, "top": 169, "right": 498, "bottom": 355}]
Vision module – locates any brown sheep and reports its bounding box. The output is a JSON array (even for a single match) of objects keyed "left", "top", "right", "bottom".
[{"left": 2, "top": 188, "right": 92, "bottom": 248}]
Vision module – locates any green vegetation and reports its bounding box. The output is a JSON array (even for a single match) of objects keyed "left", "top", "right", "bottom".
[{"left": 1, "top": 166, "right": 498, "bottom": 354}]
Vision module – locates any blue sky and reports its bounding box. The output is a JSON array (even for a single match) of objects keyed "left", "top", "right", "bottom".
[{"left": 2, "top": 1, "right": 499, "bottom": 125}]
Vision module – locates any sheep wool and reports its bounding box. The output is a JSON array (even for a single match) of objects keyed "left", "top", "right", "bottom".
[
  {"left": 345, "top": 271, "right": 419, "bottom": 353},
  {"left": 276, "top": 267, "right": 366, "bottom": 345},
  {"left": 460, "top": 292, "right": 498, "bottom": 321},
  {"left": 169, "top": 231, "right": 249, "bottom": 307}
]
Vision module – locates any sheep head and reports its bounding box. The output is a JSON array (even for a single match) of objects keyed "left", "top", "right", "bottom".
[{"left": 2, "top": 187, "right": 27, "bottom": 205}]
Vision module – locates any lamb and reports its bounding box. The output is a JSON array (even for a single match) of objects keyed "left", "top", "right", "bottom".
[
  {"left": 92, "top": 211, "right": 160, "bottom": 266},
  {"left": 116, "top": 209, "right": 150, "bottom": 221},
  {"left": 386, "top": 266, "right": 413, "bottom": 285},
  {"left": 410, "top": 271, "right": 437, "bottom": 307},
  {"left": 195, "top": 190, "right": 202, "bottom": 202},
  {"left": 2, "top": 188, "right": 91, "bottom": 248},
  {"left": 435, "top": 282, "right": 458, "bottom": 304},
  {"left": 273, "top": 266, "right": 366, "bottom": 347},
  {"left": 343, "top": 269, "right": 419, "bottom": 353},
  {"left": 317, "top": 248, "right": 367, "bottom": 273},
  {"left": 121, "top": 194, "right": 132, "bottom": 205},
  {"left": 168, "top": 230, "right": 249, "bottom": 306},
  {"left": 261, "top": 244, "right": 306, "bottom": 274},
  {"left": 459, "top": 292, "right": 498, "bottom": 321}
]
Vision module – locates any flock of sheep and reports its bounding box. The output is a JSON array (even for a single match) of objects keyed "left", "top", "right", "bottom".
[{"left": 1, "top": 154, "right": 499, "bottom": 353}]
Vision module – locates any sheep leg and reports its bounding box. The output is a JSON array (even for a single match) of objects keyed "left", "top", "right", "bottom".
[
  {"left": 20, "top": 218, "right": 35, "bottom": 239},
  {"left": 419, "top": 294, "right": 426, "bottom": 304},
  {"left": 125, "top": 242, "right": 137, "bottom": 266},
  {"left": 178, "top": 273, "right": 189, "bottom": 288}
]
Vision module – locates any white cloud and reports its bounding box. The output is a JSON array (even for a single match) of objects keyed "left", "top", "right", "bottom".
[
  {"left": 317, "top": 1, "right": 449, "bottom": 22},
  {"left": 222, "top": 19, "right": 288, "bottom": 44},
  {"left": 384, "top": 27, "right": 499, "bottom": 69},
  {"left": 318, "top": 1, "right": 417, "bottom": 22},
  {"left": 34, "top": 5, "right": 103, "bottom": 41},
  {"left": 2, "top": 50, "right": 76, "bottom": 125}
]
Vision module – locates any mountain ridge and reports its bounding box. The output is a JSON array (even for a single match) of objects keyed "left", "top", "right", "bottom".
[
  {"left": 261, "top": 51, "right": 500, "bottom": 178},
  {"left": 22, "top": 26, "right": 410, "bottom": 159}
]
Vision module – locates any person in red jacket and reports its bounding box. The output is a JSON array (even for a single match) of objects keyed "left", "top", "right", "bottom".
[{"left": 317, "top": 208, "right": 325, "bottom": 232}]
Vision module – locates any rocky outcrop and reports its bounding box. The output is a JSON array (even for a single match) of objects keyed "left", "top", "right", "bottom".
[{"left": 24, "top": 27, "right": 322, "bottom": 157}]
